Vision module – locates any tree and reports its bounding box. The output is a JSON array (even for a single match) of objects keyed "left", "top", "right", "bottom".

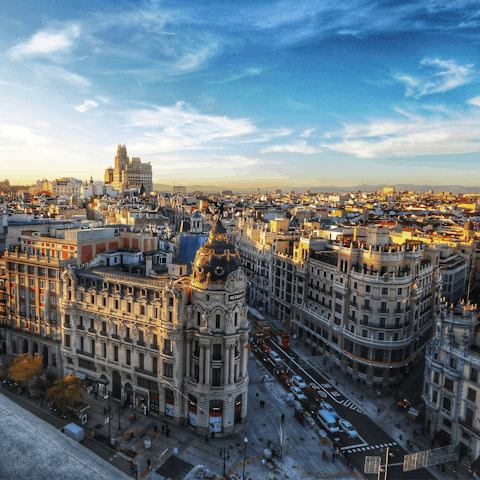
[
  {"left": 46, "top": 375, "right": 84, "bottom": 409},
  {"left": 34, "top": 371, "right": 58, "bottom": 396},
  {"left": 9, "top": 353, "right": 43, "bottom": 388},
  {"left": 0, "top": 357, "right": 15, "bottom": 380}
]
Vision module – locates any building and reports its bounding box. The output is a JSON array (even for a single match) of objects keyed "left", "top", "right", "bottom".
[
  {"left": 173, "top": 186, "right": 187, "bottom": 196},
  {"left": 105, "top": 145, "right": 153, "bottom": 194},
  {"left": 423, "top": 301, "right": 480, "bottom": 462},
  {"left": 52, "top": 178, "right": 83, "bottom": 197},
  {"left": 59, "top": 220, "right": 249, "bottom": 435}
]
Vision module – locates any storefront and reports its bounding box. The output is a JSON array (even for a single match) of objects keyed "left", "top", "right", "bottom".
[
  {"left": 165, "top": 388, "right": 175, "bottom": 417},
  {"left": 234, "top": 394, "right": 242, "bottom": 425},
  {"left": 188, "top": 394, "right": 198, "bottom": 427},
  {"left": 149, "top": 393, "right": 159, "bottom": 413},
  {"left": 209, "top": 399, "right": 223, "bottom": 434}
]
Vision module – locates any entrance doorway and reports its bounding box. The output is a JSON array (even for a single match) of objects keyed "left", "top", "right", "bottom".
[{"left": 112, "top": 370, "right": 121, "bottom": 399}]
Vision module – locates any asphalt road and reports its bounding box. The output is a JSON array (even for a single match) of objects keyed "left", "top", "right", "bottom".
[
  {"left": 252, "top": 338, "right": 436, "bottom": 480},
  {"left": 1, "top": 384, "right": 132, "bottom": 477}
]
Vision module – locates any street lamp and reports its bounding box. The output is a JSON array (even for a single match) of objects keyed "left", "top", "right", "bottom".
[
  {"left": 117, "top": 405, "right": 121, "bottom": 434},
  {"left": 243, "top": 436, "right": 248, "bottom": 480},
  {"left": 104, "top": 391, "right": 111, "bottom": 445},
  {"left": 220, "top": 447, "right": 230, "bottom": 478}
]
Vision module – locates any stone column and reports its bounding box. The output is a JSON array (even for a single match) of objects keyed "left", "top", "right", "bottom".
[
  {"left": 199, "top": 345, "right": 205, "bottom": 384},
  {"left": 185, "top": 339, "right": 191, "bottom": 379},
  {"left": 229, "top": 346, "right": 235, "bottom": 385},
  {"left": 224, "top": 344, "right": 230, "bottom": 385},
  {"left": 241, "top": 339, "right": 248, "bottom": 378},
  {"left": 204, "top": 345, "right": 211, "bottom": 385}
]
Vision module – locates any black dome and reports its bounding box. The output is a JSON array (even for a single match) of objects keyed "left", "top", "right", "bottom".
[{"left": 192, "top": 220, "right": 241, "bottom": 289}]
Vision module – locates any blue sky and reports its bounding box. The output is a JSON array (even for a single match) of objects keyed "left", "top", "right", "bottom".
[{"left": 2, "top": 0, "right": 480, "bottom": 188}]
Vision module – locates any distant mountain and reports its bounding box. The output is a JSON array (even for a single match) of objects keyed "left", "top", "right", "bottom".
[{"left": 153, "top": 183, "right": 480, "bottom": 194}]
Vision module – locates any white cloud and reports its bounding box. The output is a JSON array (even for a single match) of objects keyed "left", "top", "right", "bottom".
[
  {"left": 321, "top": 105, "right": 480, "bottom": 158},
  {"left": 210, "top": 67, "right": 263, "bottom": 84},
  {"left": 469, "top": 96, "right": 480, "bottom": 107},
  {"left": 240, "top": 128, "right": 294, "bottom": 144},
  {"left": 9, "top": 24, "right": 81, "bottom": 59},
  {"left": 261, "top": 142, "right": 322, "bottom": 154},
  {"left": 396, "top": 58, "right": 475, "bottom": 99},
  {"left": 120, "top": 102, "right": 256, "bottom": 153},
  {"left": 35, "top": 65, "right": 90, "bottom": 88},
  {"left": 300, "top": 128, "right": 315, "bottom": 137},
  {"left": 74, "top": 100, "right": 99, "bottom": 113}
]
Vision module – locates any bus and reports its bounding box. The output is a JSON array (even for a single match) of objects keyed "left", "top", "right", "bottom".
[
  {"left": 253, "top": 332, "right": 264, "bottom": 344},
  {"left": 272, "top": 330, "right": 290, "bottom": 348},
  {"left": 256, "top": 321, "right": 271, "bottom": 339}
]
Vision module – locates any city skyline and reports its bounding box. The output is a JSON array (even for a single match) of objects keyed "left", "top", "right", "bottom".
[{"left": 2, "top": 1, "right": 480, "bottom": 187}]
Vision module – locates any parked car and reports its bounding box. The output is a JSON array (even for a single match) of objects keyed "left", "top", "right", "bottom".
[
  {"left": 305, "top": 413, "right": 316, "bottom": 428},
  {"left": 320, "top": 402, "right": 338, "bottom": 418},
  {"left": 339, "top": 419, "right": 358, "bottom": 438},
  {"left": 280, "top": 375, "right": 293, "bottom": 386},
  {"left": 292, "top": 375, "right": 307, "bottom": 389},
  {"left": 290, "top": 386, "right": 307, "bottom": 401},
  {"left": 285, "top": 393, "right": 295, "bottom": 405}
]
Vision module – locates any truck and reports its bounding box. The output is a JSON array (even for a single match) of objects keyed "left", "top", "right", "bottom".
[{"left": 61, "top": 423, "right": 85, "bottom": 442}]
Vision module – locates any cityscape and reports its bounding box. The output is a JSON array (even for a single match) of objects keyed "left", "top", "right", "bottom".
[{"left": 2, "top": 1, "right": 480, "bottom": 480}]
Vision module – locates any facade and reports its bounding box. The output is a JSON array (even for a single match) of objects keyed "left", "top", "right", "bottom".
[
  {"left": 52, "top": 178, "right": 83, "bottom": 197},
  {"left": 59, "top": 221, "right": 249, "bottom": 435},
  {"left": 237, "top": 220, "right": 443, "bottom": 387},
  {"left": 423, "top": 302, "right": 480, "bottom": 462},
  {"left": 105, "top": 145, "right": 153, "bottom": 194}
]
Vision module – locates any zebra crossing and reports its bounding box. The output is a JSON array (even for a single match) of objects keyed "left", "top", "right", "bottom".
[
  {"left": 341, "top": 441, "right": 397, "bottom": 455},
  {"left": 340, "top": 398, "right": 364, "bottom": 413}
]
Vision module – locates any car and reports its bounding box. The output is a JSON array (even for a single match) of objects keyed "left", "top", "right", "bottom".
[
  {"left": 292, "top": 375, "right": 307, "bottom": 389},
  {"left": 285, "top": 393, "right": 295, "bottom": 405},
  {"left": 290, "top": 386, "right": 307, "bottom": 401},
  {"left": 308, "top": 384, "right": 324, "bottom": 402},
  {"left": 320, "top": 402, "right": 338, "bottom": 418},
  {"left": 280, "top": 375, "right": 293, "bottom": 386},
  {"left": 305, "top": 414, "right": 316, "bottom": 428},
  {"left": 339, "top": 419, "right": 358, "bottom": 438}
]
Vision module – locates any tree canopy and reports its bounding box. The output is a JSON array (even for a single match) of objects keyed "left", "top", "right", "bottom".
[
  {"left": 46, "top": 375, "right": 84, "bottom": 409},
  {"left": 9, "top": 353, "right": 43, "bottom": 386}
]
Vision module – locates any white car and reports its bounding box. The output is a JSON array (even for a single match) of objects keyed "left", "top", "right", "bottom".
[
  {"left": 339, "top": 419, "right": 358, "bottom": 438},
  {"left": 290, "top": 386, "right": 307, "bottom": 401},
  {"left": 292, "top": 375, "right": 307, "bottom": 389},
  {"left": 320, "top": 402, "right": 338, "bottom": 418},
  {"left": 285, "top": 393, "right": 295, "bottom": 404}
]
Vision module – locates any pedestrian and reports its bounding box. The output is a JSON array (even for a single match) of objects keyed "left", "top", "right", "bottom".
[
  {"left": 263, "top": 400, "right": 266, "bottom": 408},
  {"left": 361, "top": 395, "right": 363, "bottom": 401},
  {"left": 256, "top": 392, "right": 259, "bottom": 398},
  {"left": 323, "top": 451, "right": 327, "bottom": 461},
  {"left": 211, "top": 431, "right": 215, "bottom": 439},
  {"left": 378, "top": 407, "right": 381, "bottom": 414},
  {"left": 147, "top": 458, "right": 151, "bottom": 470},
  {"left": 134, "top": 413, "right": 137, "bottom": 421},
  {"left": 332, "top": 452, "right": 335, "bottom": 461},
  {"left": 95, "top": 391, "right": 98, "bottom": 400},
  {"left": 130, "top": 459, "right": 134, "bottom": 473},
  {"left": 166, "top": 429, "right": 170, "bottom": 437},
  {"left": 154, "top": 424, "right": 158, "bottom": 433},
  {"left": 205, "top": 434, "right": 208, "bottom": 443},
  {"left": 162, "top": 425, "right": 165, "bottom": 433},
  {"left": 281, "top": 413, "right": 285, "bottom": 423},
  {"left": 130, "top": 415, "right": 133, "bottom": 423},
  {"left": 165, "top": 421, "right": 168, "bottom": 429}
]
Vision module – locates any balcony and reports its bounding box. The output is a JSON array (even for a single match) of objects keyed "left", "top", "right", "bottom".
[
  {"left": 77, "top": 325, "right": 85, "bottom": 331},
  {"left": 348, "top": 315, "right": 357, "bottom": 322},
  {"left": 150, "top": 344, "right": 159, "bottom": 350},
  {"left": 111, "top": 333, "right": 120, "bottom": 340},
  {"left": 394, "top": 308, "right": 404, "bottom": 314},
  {"left": 362, "top": 304, "right": 371, "bottom": 311},
  {"left": 87, "top": 328, "right": 96, "bottom": 334},
  {"left": 350, "top": 301, "right": 357, "bottom": 307},
  {"left": 162, "top": 349, "right": 173, "bottom": 356},
  {"left": 135, "top": 367, "right": 158, "bottom": 378},
  {"left": 137, "top": 341, "right": 146, "bottom": 348},
  {"left": 76, "top": 349, "right": 95, "bottom": 358},
  {"left": 124, "top": 337, "right": 133, "bottom": 343},
  {"left": 378, "top": 307, "right": 389, "bottom": 314},
  {"left": 100, "top": 331, "right": 108, "bottom": 337},
  {"left": 64, "top": 324, "right": 72, "bottom": 329}
]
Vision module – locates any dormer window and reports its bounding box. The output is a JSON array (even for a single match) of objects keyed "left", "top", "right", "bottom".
[{"left": 140, "top": 289, "right": 147, "bottom": 297}]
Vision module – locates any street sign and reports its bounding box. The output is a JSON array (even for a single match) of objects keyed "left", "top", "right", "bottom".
[
  {"left": 364, "top": 456, "right": 381, "bottom": 474},
  {"left": 104, "top": 416, "right": 109, "bottom": 424},
  {"left": 403, "top": 445, "right": 459, "bottom": 472}
]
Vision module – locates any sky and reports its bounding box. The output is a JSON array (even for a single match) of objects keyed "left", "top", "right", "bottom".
[{"left": 2, "top": 0, "right": 480, "bottom": 188}]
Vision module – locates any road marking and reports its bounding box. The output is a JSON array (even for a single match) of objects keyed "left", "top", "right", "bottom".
[{"left": 342, "top": 442, "right": 397, "bottom": 455}]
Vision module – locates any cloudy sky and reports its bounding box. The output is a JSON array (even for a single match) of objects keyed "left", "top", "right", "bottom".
[{"left": 2, "top": 0, "right": 480, "bottom": 187}]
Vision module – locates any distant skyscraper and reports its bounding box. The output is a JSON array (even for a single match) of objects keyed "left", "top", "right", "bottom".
[{"left": 105, "top": 145, "right": 153, "bottom": 194}]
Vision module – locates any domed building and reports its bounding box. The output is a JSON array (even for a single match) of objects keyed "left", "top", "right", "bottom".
[{"left": 185, "top": 220, "right": 250, "bottom": 435}]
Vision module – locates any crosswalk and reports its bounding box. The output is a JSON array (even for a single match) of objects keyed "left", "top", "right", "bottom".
[
  {"left": 340, "top": 399, "right": 364, "bottom": 414},
  {"left": 341, "top": 442, "right": 397, "bottom": 455}
]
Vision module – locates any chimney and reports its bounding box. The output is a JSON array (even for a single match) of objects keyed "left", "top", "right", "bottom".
[{"left": 145, "top": 254, "right": 153, "bottom": 277}]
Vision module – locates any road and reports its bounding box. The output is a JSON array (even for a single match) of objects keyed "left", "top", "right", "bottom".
[
  {"left": 252, "top": 337, "right": 436, "bottom": 480},
  {"left": 1, "top": 383, "right": 132, "bottom": 477}
]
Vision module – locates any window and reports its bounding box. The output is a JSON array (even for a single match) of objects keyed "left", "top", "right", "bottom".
[
  {"left": 432, "top": 390, "right": 438, "bottom": 403},
  {"left": 197, "top": 312, "right": 201, "bottom": 326},
  {"left": 114, "top": 346, "right": 119, "bottom": 362},
  {"left": 102, "top": 321, "right": 106, "bottom": 332},
  {"left": 139, "top": 353, "right": 144, "bottom": 370},
  {"left": 362, "top": 314, "right": 369, "bottom": 324},
  {"left": 153, "top": 334, "right": 158, "bottom": 346},
  {"left": 471, "top": 368, "right": 478, "bottom": 384},
  {"left": 80, "top": 336, "right": 84, "bottom": 351},
  {"left": 235, "top": 313, "right": 238, "bottom": 326},
  {"left": 397, "top": 287, "right": 402, "bottom": 296},
  {"left": 379, "top": 317, "right": 386, "bottom": 328},
  {"left": 467, "top": 388, "right": 477, "bottom": 402},
  {"left": 381, "top": 287, "right": 388, "bottom": 295},
  {"left": 126, "top": 349, "right": 131, "bottom": 365},
  {"left": 29, "top": 278, "right": 34, "bottom": 287},
  {"left": 164, "top": 362, "right": 173, "bottom": 378},
  {"left": 51, "top": 296, "right": 56, "bottom": 305},
  {"left": 140, "top": 305, "right": 145, "bottom": 315},
  {"left": 65, "top": 334, "right": 71, "bottom": 347},
  {"left": 102, "top": 343, "right": 107, "bottom": 358},
  {"left": 126, "top": 327, "right": 130, "bottom": 338},
  {"left": 442, "top": 396, "right": 452, "bottom": 414},
  {"left": 380, "top": 301, "right": 387, "bottom": 311},
  {"left": 40, "top": 281, "right": 45, "bottom": 288},
  {"left": 139, "top": 330, "right": 144, "bottom": 343},
  {"left": 212, "top": 368, "right": 221, "bottom": 386},
  {"left": 90, "top": 318, "right": 94, "bottom": 330},
  {"left": 50, "top": 282, "right": 55, "bottom": 291},
  {"left": 127, "top": 303, "right": 131, "bottom": 313},
  {"left": 152, "top": 357, "right": 158, "bottom": 373},
  {"left": 365, "top": 285, "right": 371, "bottom": 293},
  {"left": 216, "top": 315, "right": 221, "bottom": 329},
  {"left": 362, "top": 329, "right": 368, "bottom": 338},
  {"left": 353, "top": 282, "right": 357, "bottom": 290},
  {"left": 443, "top": 418, "right": 452, "bottom": 429},
  {"left": 91, "top": 339, "right": 95, "bottom": 356},
  {"left": 465, "top": 407, "right": 474, "bottom": 427},
  {"left": 213, "top": 344, "right": 222, "bottom": 360},
  {"left": 433, "top": 371, "right": 440, "bottom": 384},
  {"left": 444, "top": 377, "right": 454, "bottom": 391},
  {"left": 450, "top": 358, "right": 457, "bottom": 369},
  {"left": 378, "top": 332, "right": 385, "bottom": 340},
  {"left": 364, "top": 299, "right": 370, "bottom": 308},
  {"left": 393, "top": 332, "right": 398, "bottom": 341}
]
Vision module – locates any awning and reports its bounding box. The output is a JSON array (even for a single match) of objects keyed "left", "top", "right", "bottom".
[{"left": 96, "top": 378, "right": 109, "bottom": 385}]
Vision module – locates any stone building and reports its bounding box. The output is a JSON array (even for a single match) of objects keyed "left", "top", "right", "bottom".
[
  {"left": 59, "top": 220, "right": 249, "bottom": 435},
  {"left": 423, "top": 301, "right": 480, "bottom": 462},
  {"left": 105, "top": 145, "right": 153, "bottom": 194}
]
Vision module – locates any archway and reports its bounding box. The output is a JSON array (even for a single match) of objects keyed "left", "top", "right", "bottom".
[
  {"left": 23, "top": 340, "right": 28, "bottom": 354},
  {"left": 33, "top": 342, "right": 38, "bottom": 355},
  {"left": 42, "top": 346, "right": 49, "bottom": 368},
  {"left": 112, "top": 370, "right": 121, "bottom": 399},
  {"left": 124, "top": 383, "right": 134, "bottom": 406}
]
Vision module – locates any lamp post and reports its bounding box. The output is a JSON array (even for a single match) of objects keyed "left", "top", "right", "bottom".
[
  {"left": 117, "top": 406, "right": 121, "bottom": 434},
  {"left": 243, "top": 436, "right": 248, "bottom": 480},
  {"left": 105, "top": 391, "right": 111, "bottom": 444},
  {"left": 220, "top": 447, "right": 230, "bottom": 478}
]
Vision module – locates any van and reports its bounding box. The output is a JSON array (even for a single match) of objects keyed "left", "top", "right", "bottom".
[
  {"left": 61, "top": 423, "right": 85, "bottom": 442},
  {"left": 269, "top": 350, "right": 280, "bottom": 362},
  {"left": 317, "top": 410, "right": 339, "bottom": 433}
]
